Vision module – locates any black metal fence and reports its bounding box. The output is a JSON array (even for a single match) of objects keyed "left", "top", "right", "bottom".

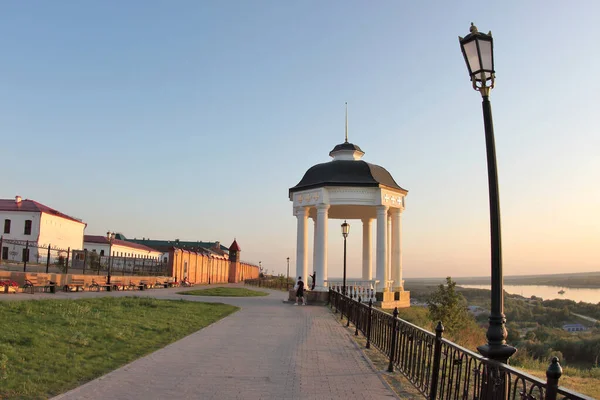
[
  {"left": 329, "top": 289, "right": 590, "bottom": 400},
  {"left": 0, "top": 237, "right": 71, "bottom": 273},
  {"left": 245, "top": 277, "right": 293, "bottom": 291},
  {"left": 70, "top": 250, "right": 168, "bottom": 276}
]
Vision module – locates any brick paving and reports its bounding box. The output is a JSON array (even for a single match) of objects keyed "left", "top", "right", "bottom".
[{"left": 2, "top": 285, "right": 397, "bottom": 400}]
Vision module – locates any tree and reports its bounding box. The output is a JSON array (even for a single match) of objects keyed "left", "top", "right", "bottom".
[
  {"left": 427, "top": 277, "right": 472, "bottom": 337},
  {"left": 506, "top": 327, "right": 521, "bottom": 344}
]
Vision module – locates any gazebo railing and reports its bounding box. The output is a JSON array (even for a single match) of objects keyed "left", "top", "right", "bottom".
[
  {"left": 326, "top": 280, "right": 378, "bottom": 303},
  {"left": 329, "top": 289, "right": 592, "bottom": 400}
]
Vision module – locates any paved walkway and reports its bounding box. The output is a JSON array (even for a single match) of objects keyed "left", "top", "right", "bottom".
[{"left": 12, "top": 285, "right": 399, "bottom": 400}]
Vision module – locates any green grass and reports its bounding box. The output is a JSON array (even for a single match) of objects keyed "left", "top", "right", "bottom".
[
  {"left": 178, "top": 287, "right": 268, "bottom": 297},
  {"left": 0, "top": 297, "right": 238, "bottom": 399}
]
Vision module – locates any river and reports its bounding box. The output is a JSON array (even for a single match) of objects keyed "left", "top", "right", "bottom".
[{"left": 458, "top": 284, "right": 600, "bottom": 304}]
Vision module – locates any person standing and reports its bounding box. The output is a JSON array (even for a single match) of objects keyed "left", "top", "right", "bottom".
[{"left": 294, "top": 276, "right": 306, "bottom": 306}]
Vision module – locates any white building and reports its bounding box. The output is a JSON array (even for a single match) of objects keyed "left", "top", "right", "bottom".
[
  {"left": 83, "top": 235, "right": 163, "bottom": 260},
  {"left": 562, "top": 324, "right": 588, "bottom": 332},
  {"left": 1, "top": 196, "right": 86, "bottom": 262}
]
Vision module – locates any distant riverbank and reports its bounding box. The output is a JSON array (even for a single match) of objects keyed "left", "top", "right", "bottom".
[
  {"left": 451, "top": 271, "right": 600, "bottom": 289},
  {"left": 458, "top": 284, "right": 600, "bottom": 303}
]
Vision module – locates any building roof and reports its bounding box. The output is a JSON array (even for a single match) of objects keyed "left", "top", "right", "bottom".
[
  {"left": 290, "top": 141, "right": 407, "bottom": 195},
  {"left": 229, "top": 239, "right": 241, "bottom": 252},
  {"left": 328, "top": 142, "right": 365, "bottom": 156},
  {"left": 125, "top": 238, "right": 229, "bottom": 254},
  {"left": 84, "top": 235, "right": 160, "bottom": 253},
  {"left": 289, "top": 159, "right": 407, "bottom": 194},
  {"left": 0, "top": 198, "right": 85, "bottom": 224}
]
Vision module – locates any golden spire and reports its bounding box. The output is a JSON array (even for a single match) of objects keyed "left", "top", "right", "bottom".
[{"left": 345, "top": 102, "right": 348, "bottom": 143}]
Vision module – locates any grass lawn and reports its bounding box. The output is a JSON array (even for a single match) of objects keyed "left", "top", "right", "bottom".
[
  {"left": 178, "top": 287, "right": 268, "bottom": 297},
  {"left": 0, "top": 297, "right": 238, "bottom": 399}
]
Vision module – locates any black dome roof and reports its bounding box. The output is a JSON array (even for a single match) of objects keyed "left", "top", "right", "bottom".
[
  {"left": 289, "top": 160, "right": 406, "bottom": 194},
  {"left": 328, "top": 142, "right": 364, "bottom": 156}
]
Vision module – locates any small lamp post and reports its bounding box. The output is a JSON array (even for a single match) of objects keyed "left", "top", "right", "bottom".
[
  {"left": 459, "top": 23, "right": 516, "bottom": 363},
  {"left": 106, "top": 231, "right": 116, "bottom": 285},
  {"left": 341, "top": 220, "right": 350, "bottom": 296},
  {"left": 286, "top": 257, "right": 290, "bottom": 290}
]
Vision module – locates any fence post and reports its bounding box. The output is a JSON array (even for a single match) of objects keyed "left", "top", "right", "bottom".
[
  {"left": 366, "top": 298, "right": 373, "bottom": 349},
  {"left": 429, "top": 321, "right": 445, "bottom": 400},
  {"left": 122, "top": 256, "right": 125, "bottom": 276},
  {"left": 46, "top": 244, "right": 51, "bottom": 273},
  {"left": 341, "top": 293, "right": 345, "bottom": 320},
  {"left": 387, "top": 307, "right": 399, "bottom": 372},
  {"left": 23, "top": 240, "right": 29, "bottom": 272},
  {"left": 355, "top": 296, "right": 361, "bottom": 336},
  {"left": 82, "top": 249, "right": 88, "bottom": 275},
  {"left": 65, "top": 247, "right": 70, "bottom": 274},
  {"left": 346, "top": 295, "right": 351, "bottom": 327},
  {"left": 545, "top": 357, "right": 562, "bottom": 400},
  {"left": 0, "top": 236, "right": 3, "bottom": 262},
  {"left": 333, "top": 291, "right": 338, "bottom": 313}
]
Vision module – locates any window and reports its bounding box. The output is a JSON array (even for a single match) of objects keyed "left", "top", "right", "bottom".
[
  {"left": 2, "top": 247, "right": 8, "bottom": 260},
  {"left": 22, "top": 248, "right": 30, "bottom": 262},
  {"left": 24, "top": 220, "right": 32, "bottom": 235},
  {"left": 99, "top": 250, "right": 104, "bottom": 256},
  {"left": 3, "top": 219, "right": 10, "bottom": 234}
]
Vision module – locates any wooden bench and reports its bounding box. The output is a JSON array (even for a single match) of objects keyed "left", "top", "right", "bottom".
[
  {"left": 138, "top": 281, "right": 150, "bottom": 290},
  {"left": 100, "top": 283, "right": 113, "bottom": 291},
  {"left": 63, "top": 278, "right": 85, "bottom": 292},
  {"left": 23, "top": 277, "right": 57, "bottom": 294},
  {"left": 111, "top": 280, "right": 125, "bottom": 291}
]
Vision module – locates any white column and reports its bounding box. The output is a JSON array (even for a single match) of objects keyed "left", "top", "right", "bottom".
[
  {"left": 312, "top": 218, "right": 317, "bottom": 280},
  {"left": 376, "top": 205, "right": 389, "bottom": 292},
  {"left": 391, "top": 208, "right": 403, "bottom": 291},
  {"left": 295, "top": 207, "right": 308, "bottom": 281},
  {"left": 387, "top": 213, "right": 392, "bottom": 286},
  {"left": 314, "top": 204, "right": 330, "bottom": 291},
  {"left": 362, "top": 218, "right": 372, "bottom": 280}
]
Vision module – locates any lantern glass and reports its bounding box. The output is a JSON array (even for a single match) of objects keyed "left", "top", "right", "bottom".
[
  {"left": 463, "top": 40, "right": 480, "bottom": 74},
  {"left": 478, "top": 39, "right": 493, "bottom": 71}
]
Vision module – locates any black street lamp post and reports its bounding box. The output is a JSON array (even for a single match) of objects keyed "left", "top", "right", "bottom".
[
  {"left": 341, "top": 220, "right": 350, "bottom": 296},
  {"left": 106, "top": 231, "right": 115, "bottom": 285},
  {"left": 286, "top": 257, "right": 290, "bottom": 290},
  {"left": 459, "top": 23, "right": 516, "bottom": 363}
]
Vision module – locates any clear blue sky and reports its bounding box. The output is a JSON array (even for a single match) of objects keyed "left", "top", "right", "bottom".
[{"left": 2, "top": 1, "right": 598, "bottom": 278}]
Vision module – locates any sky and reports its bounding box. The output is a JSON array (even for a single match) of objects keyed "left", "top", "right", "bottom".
[{"left": 1, "top": 1, "right": 599, "bottom": 279}]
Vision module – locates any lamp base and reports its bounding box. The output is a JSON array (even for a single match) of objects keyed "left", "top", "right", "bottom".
[{"left": 477, "top": 344, "right": 517, "bottom": 363}]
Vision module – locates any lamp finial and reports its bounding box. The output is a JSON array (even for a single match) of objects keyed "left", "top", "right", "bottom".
[{"left": 470, "top": 22, "right": 478, "bottom": 33}]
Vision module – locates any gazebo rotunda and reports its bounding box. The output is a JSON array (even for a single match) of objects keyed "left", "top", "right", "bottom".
[{"left": 289, "top": 136, "right": 410, "bottom": 307}]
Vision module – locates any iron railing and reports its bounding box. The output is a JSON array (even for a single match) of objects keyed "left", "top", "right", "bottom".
[
  {"left": 329, "top": 289, "right": 592, "bottom": 400},
  {"left": 70, "top": 250, "right": 168, "bottom": 276},
  {"left": 0, "top": 237, "right": 71, "bottom": 273},
  {"left": 245, "top": 277, "right": 293, "bottom": 291}
]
